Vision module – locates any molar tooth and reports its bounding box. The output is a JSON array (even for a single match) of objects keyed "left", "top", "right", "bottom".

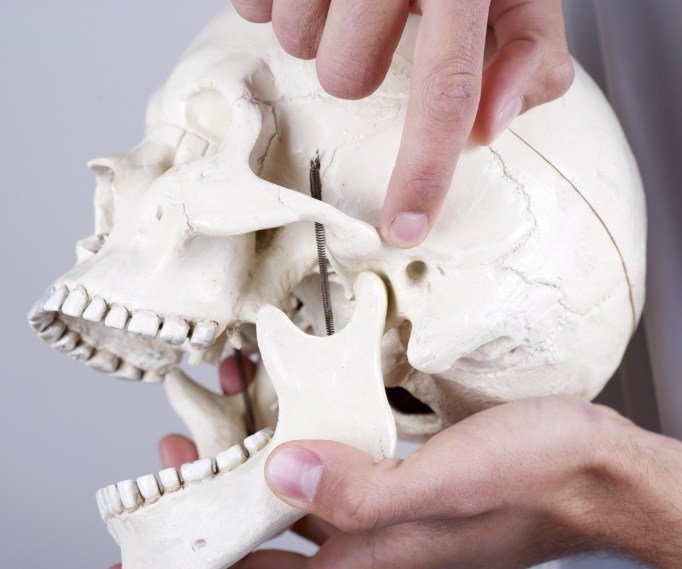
[
  {"left": 136, "top": 474, "right": 161, "bottom": 503},
  {"left": 158, "top": 468, "right": 181, "bottom": 493},
  {"left": 127, "top": 310, "right": 161, "bottom": 338},
  {"left": 39, "top": 320, "right": 66, "bottom": 343},
  {"left": 159, "top": 317, "right": 189, "bottom": 346},
  {"left": 104, "top": 304, "right": 129, "bottom": 330},
  {"left": 61, "top": 288, "right": 89, "bottom": 317},
  {"left": 113, "top": 362, "right": 142, "bottom": 382},
  {"left": 216, "top": 444, "right": 247, "bottom": 473},
  {"left": 189, "top": 321, "right": 218, "bottom": 349},
  {"left": 86, "top": 350, "right": 120, "bottom": 373},
  {"left": 141, "top": 372, "right": 164, "bottom": 384},
  {"left": 52, "top": 330, "right": 80, "bottom": 352},
  {"left": 103, "top": 484, "right": 124, "bottom": 516},
  {"left": 83, "top": 297, "right": 108, "bottom": 322},
  {"left": 180, "top": 458, "right": 214, "bottom": 483},
  {"left": 43, "top": 286, "right": 69, "bottom": 312},
  {"left": 117, "top": 480, "right": 143, "bottom": 512},
  {"left": 243, "top": 428, "right": 274, "bottom": 456},
  {"left": 70, "top": 342, "right": 94, "bottom": 362}
]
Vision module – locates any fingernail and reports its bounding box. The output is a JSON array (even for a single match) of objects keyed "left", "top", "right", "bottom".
[
  {"left": 266, "top": 446, "right": 323, "bottom": 502},
  {"left": 493, "top": 96, "right": 523, "bottom": 141},
  {"left": 388, "top": 213, "right": 429, "bottom": 247}
]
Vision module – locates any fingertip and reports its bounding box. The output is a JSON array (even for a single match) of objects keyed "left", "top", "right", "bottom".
[
  {"left": 316, "top": 59, "right": 384, "bottom": 100},
  {"left": 219, "top": 354, "right": 256, "bottom": 395},
  {"left": 381, "top": 212, "right": 430, "bottom": 248},
  {"left": 159, "top": 434, "right": 199, "bottom": 469},
  {"left": 265, "top": 444, "right": 323, "bottom": 503},
  {"left": 232, "top": 0, "right": 273, "bottom": 24}
]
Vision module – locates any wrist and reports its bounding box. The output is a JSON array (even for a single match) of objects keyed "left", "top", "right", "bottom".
[{"left": 562, "top": 416, "right": 682, "bottom": 566}]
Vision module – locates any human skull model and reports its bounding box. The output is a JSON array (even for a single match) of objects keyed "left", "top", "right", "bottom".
[{"left": 28, "top": 6, "right": 645, "bottom": 568}]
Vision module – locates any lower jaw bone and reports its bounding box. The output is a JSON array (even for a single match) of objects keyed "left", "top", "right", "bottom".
[{"left": 104, "top": 272, "right": 397, "bottom": 569}]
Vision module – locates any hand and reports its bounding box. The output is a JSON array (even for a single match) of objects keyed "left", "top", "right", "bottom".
[
  {"left": 230, "top": 396, "right": 682, "bottom": 569},
  {"left": 233, "top": 0, "right": 574, "bottom": 247}
]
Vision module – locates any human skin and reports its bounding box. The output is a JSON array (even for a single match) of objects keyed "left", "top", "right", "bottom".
[
  {"left": 108, "top": 360, "right": 682, "bottom": 569},
  {"left": 231, "top": 0, "right": 575, "bottom": 247}
]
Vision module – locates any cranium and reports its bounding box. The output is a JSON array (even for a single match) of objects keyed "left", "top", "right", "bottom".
[{"left": 27, "top": 6, "right": 645, "bottom": 568}]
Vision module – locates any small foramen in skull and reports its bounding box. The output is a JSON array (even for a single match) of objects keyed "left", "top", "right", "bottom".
[{"left": 27, "top": 5, "right": 646, "bottom": 569}]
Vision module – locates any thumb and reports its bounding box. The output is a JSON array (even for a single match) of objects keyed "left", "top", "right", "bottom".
[{"left": 264, "top": 441, "right": 413, "bottom": 533}]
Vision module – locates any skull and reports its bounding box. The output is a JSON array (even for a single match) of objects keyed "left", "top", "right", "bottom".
[{"left": 27, "top": 6, "right": 645, "bottom": 568}]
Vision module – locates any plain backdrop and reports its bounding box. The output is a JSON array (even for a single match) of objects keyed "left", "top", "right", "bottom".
[{"left": 0, "top": 2, "right": 643, "bottom": 568}]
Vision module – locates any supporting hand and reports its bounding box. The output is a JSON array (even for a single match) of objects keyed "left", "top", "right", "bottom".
[
  {"left": 236, "top": 396, "right": 682, "bottom": 568},
  {"left": 233, "top": 0, "right": 574, "bottom": 247}
]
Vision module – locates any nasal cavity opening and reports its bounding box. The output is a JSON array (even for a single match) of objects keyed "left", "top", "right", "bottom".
[{"left": 385, "top": 387, "right": 434, "bottom": 415}]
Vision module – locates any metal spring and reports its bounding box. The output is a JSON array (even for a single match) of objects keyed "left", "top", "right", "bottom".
[{"left": 310, "top": 152, "right": 335, "bottom": 336}]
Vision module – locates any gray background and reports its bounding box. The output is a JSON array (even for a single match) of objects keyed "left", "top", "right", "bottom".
[{"left": 0, "top": 2, "right": 644, "bottom": 568}]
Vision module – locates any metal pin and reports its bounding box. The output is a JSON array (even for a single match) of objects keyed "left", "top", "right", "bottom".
[
  {"left": 234, "top": 348, "right": 256, "bottom": 436},
  {"left": 309, "top": 152, "right": 335, "bottom": 336}
]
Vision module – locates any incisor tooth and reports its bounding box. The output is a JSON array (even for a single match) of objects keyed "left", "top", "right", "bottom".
[
  {"left": 216, "top": 444, "right": 247, "bottom": 473},
  {"left": 83, "top": 297, "right": 108, "bottom": 322},
  {"left": 113, "top": 362, "right": 142, "bottom": 382},
  {"left": 103, "top": 484, "right": 124, "bottom": 515},
  {"left": 39, "top": 320, "right": 66, "bottom": 343},
  {"left": 96, "top": 489, "right": 108, "bottom": 521},
  {"left": 159, "top": 317, "right": 189, "bottom": 346},
  {"left": 158, "top": 468, "right": 181, "bottom": 493},
  {"left": 28, "top": 295, "right": 56, "bottom": 330},
  {"left": 244, "top": 428, "right": 274, "bottom": 456},
  {"left": 127, "top": 310, "right": 160, "bottom": 338},
  {"left": 70, "top": 343, "right": 94, "bottom": 362},
  {"left": 61, "top": 288, "right": 89, "bottom": 317},
  {"left": 180, "top": 458, "right": 214, "bottom": 483},
  {"left": 105, "top": 304, "right": 129, "bottom": 330},
  {"left": 43, "top": 286, "right": 69, "bottom": 312},
  {"left": 52, "top": 330, "right": 80, "bottom": 352},
  {"left": 136, "top": 474, "right": 161, "bottom": 503},
  {"left": 86, "top": 350, "right": 120, "bottom": 373},
  {"left": 189, "top": 321, "right": 218, "bottom": 349},
  {"left": 117, "top": 480, "right": 143, "bottom": 511}
]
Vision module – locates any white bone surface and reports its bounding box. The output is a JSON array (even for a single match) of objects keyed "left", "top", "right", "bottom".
[
  {"left": 107, "top": 273, "right": 396, "bottom": 569},
  {"left": 26, "top": 4, "right": 646, "bottom": 567}
]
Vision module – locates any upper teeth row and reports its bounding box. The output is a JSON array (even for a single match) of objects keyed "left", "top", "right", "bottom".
[
  {"left": 29, "top": 310, "right": 164, "bottom": 382},
  {"left": 96, "top": 428, "right": 274, "bottom": 521},
  {"left": 42, "top": 285, "right": 219, "bottom": 349}
]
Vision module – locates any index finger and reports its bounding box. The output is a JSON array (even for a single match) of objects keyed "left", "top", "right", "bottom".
[{"left": 381, "top": 0, "right": 490, "bottom": 247}]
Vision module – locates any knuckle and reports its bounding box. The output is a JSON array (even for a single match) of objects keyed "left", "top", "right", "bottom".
[
  {"left": 543, "top": 52, "right": 575, "bottom": 99},
  {"left": 333, "top": 477, "right": 383, "bottom": 532},
  {"left": 421, "top": 57, "right": 480, "bottom": 122},
  {"left": 233, "top": 0, "right": 271, "bottom": 23}
]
